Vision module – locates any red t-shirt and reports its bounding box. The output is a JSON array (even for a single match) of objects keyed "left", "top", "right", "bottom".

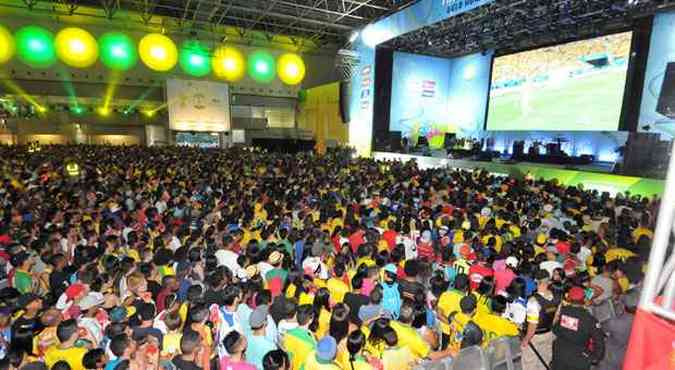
[
  {"left": 349, "top": 230, "right": 366, "bottom": 253},
  {"left": 468, "top": 264, "right": 494, "bottom": 291},
  {"left": 382, "top": 230, "right": 398, "bottom": 250}
]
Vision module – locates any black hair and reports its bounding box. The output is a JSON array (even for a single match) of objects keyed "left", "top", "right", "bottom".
[
  {"left": 296, "top": 304, "right": 315, "bottom": 326},
  {"left": 83, "top": 348, "right": 106, "bottom": 369},
  {"left": 347, "top": 330, "right": 366, "bottom": 370},
  {"left": 109, "top": 334, "right": 130, "bottom": 357},
  {"left": 56, "top": 319, "right": 79, "bottom": 343},
  {"left": 223, "top": 330, "right": 244, "bottom": 354},
  {"left": 52, "top": 361, "right": 72, "bottom": 370},
  {"left": 329, "top": 303, "right": 350, "bottom": 343},
  {"left": 262, "top": 349, "right": 289, "bottom": 370}
]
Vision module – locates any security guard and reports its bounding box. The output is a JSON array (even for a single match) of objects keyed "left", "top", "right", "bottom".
[{"left": 551, "top": 286, "right": 605, "bottom": 370}]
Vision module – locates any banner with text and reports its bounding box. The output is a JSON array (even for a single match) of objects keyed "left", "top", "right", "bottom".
[{"left": 167, "top": 79, "right": 231, "bottom": 132}]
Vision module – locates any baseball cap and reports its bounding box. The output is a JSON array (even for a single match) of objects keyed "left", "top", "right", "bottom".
[
  {"left": 268, "top": 251, "right": 282, "bottom": 265},
  {"left": 65, "top": 283, "right": 86, "bottom": 300},
  {"left": 316, "top": 336, "right": 338, "bottom": 362},
  {"left": 79, "top": 292, "right": 105, "bottom": 311},
  {"left": 383, "top": 263, "right": 397, "bottom": 275},
  {"left": 567, "top": 286, "right": 585, "bottom": 303},
  {"left": 109, "top": 306, "right": 136, "bottom": 323},
  {"left": 505, "top": 256, "right": 519, "bottom": 269},
  {"left": 245, "top": 265, "right": 259, "bottom": 279},
  {"left": 536, "top": 233, "right": 547, "bottom": 246},
  {"left": 250, "top": 305, "right": 269, "bottom": 329}
]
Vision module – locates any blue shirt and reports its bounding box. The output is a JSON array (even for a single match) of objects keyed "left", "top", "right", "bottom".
[{"left": 245, "top": 334, "right": 277, "bottom": 370}]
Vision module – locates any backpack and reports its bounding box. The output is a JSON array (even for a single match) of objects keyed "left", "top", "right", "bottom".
[{"left": 382, "top": 282, "right": 402, "bottom": 319}]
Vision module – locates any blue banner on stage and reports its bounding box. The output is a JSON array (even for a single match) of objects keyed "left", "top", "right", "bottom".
[{"left": 362, "top": 0, "right": 495, "bottom": 47}]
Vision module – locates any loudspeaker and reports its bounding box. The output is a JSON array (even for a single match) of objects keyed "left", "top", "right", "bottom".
[
  {"left": 443, "top": 133, "right": 456, "bottom": 148},
  {"left": 339, "top": 81, "right": 351, "bottom": 123},
  {"left": 389, "top": 131, "right": 402, "bottom": 150},
  {"left": 512, "top": 141, "right": 525, "bottom": 158}
]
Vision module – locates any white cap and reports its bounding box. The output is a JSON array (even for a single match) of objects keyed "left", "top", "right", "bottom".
[{"left": 505, "top": 256, "right": 519, "bottom": 269}]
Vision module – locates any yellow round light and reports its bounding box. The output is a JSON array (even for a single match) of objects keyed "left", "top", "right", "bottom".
[
  {"left": 277, "top": 53, "right": 306, "bottom": 85},
  {"left": 54, "top": 27, "right": 99, "bottom": 68},
  {"left": 0, "top": 25, "right": 15, "bottom": 64},
  {"left": 212, "top": 46, "right": 245, "bottom": 82},
  {"left": 138, "top": 33, "right": 178, "bottom": 72}
]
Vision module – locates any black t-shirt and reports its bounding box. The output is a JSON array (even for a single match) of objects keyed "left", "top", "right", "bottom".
[
  {"left": 343, "top": 292, "right": 369, "bottom": 325},
  {"left": 13, "top": 315, "right": 43, "bottom": 335},
  {"left": 49, "top": 270, "right": 70, "bottom": 298},
  {"left": 172, "top": 357, "right": 202, "bottom": 370},
  {"left": 398, "top": 279, "right": 425, "bottom": 303},
  {"left": 148, "top": 280, "right": 162, "bottom": 302}
]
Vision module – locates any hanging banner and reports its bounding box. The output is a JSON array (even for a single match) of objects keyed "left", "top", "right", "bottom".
[{"left": 166, "top": 79, "right": 231, "bottom": 132}]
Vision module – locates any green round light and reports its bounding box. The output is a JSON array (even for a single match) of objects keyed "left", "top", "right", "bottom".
[
  {"left": 247, "top": 50, "right": 276, "bottom": 83},
  {"left": 99, "top": 32, "right": 137, "bottom": 71},
  {"left": 179, "top": 40, "right": 211, "bottom": 77},
  {"left": 15, "top": 26, "right": 56, "bottom": 68}
]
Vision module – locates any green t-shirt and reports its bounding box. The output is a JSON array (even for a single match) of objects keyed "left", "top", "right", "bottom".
[{"left": 14, "top": 269, "right": 32, "bottom": 294}]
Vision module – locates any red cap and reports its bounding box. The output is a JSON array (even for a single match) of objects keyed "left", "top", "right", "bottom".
[
  {"left": 568, "top": 286, "right": 585, "bottom": 303},
  {"left": 65, "top": 283, "right": 86, "bottom": 300},
  {"left": 556, "top": 241, "right": 571, "bottom": 255}
]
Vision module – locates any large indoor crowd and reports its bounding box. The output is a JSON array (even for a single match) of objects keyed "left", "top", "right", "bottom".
[{"left": 0, "top": 144, "right": 654, "bottom": 370}]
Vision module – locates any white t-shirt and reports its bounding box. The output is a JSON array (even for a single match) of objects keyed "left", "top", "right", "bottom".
[
  {"left": 215, "top": 249, "right": 243, "bottom": 276},
  {"left": 504, "top": 298, "right": 527, "bottom": 327}
]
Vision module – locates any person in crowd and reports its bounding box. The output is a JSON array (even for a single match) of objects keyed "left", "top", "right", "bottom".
[
  {"left": 245, "top": 306, "right": 277, "bottom": 370},
  {"left": 0, "top": 145, "right": 656, "bottom": 370},
  {"left": 220, "top": 331, "right": 256, "bottom": 370},
  {"left": 551, "top": 287, "right": 605, "bottom": 370}
]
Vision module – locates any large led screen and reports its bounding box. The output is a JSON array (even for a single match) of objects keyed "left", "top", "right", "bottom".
[
  {"left": 487, "top": 32, "right": 632, "bottom": 131},
  {"left": 639, "top": 11, "right": 675, "bottom": 137},
  {"left": 389, "top": 51, "right": 492, "bottom": 148}
]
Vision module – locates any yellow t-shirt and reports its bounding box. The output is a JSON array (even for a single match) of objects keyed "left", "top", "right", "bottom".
[
  {"left": 162, "top": 332, "right": 183, "bottom": 357},
  {"left": 438, "top": 289, "right": 464, "bottom": 334},
  {"left": 605, "top": 248, "right": 636, "bottom": 263},
  {"left": 447, "top": 312, "right": 473, "bottom": 352},
  {"left": 283, "top": 327, "right": 317, "bottom": 370},
  {"left": 473, "top": 311, "right": 519, "bottom": 345},
  {"left": 632, "top": 227, "right": 653, "bottom": 242},
  {"left": 44, "top": 345, "right": 87, "bottom": 370},
  {"left": 472, "top": 292, "right": 492, "bottom": 316},
  {"left": 390, "top": 321, "right": 431, "bottom": 360},
  {"left": 326, "top": 278, "right": 350, "bottom": 303},
  {"left": 316, "top": 308, "right": 331, "bottom": 339},
  {"left": 300, "top": 352, "right": 342, "bottom": 370}
]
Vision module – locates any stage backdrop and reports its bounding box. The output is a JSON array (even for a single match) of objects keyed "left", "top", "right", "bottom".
[
  {"left": 349, "top": 0, "right": 496, "bottom": 156},
  {"left": 390, "top": 51, "right": 492, "bottom": 148},
  {"left": 638, "top": 10, "right": 675, "bottom": 138},
  {"left": 167, "top": 79, "right": 231, "bottom": 132}
]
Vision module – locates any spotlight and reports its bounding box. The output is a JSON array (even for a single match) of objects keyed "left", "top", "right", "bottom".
[
  {"left": 97, "top": 107, "right": 110, "bottom": 116},
  {"left": 349, "top": 31, "right": 359, "bottom": 43}
]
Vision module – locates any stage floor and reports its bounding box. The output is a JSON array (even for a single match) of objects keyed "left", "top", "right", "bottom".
[{"left": 373, "top": 151, "right": 664, "bottom": 197}]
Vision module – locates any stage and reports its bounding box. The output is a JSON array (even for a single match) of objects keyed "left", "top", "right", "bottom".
[{"left": 372, "top": 151, "right": 665, "bottom": 197}]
